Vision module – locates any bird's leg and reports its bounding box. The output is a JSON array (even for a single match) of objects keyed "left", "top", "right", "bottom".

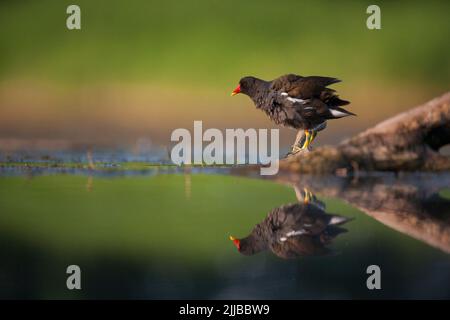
[
  {"left": 306, "top": 122, "right": 326, "bottom": 150},
  {"left": 294, "top": 185, "right": 304, "bottom": 202},
  {"left": 302, "top": 187, "right": 313, "bottom": 204},
  {"left": 308, "top": 130, "right": 317, "bottom": 149},
  {"left": 301, "top": 130, "right": 311, "bottom": 150},
  {"left": 287, "top": 130, "right": 305, "bottom": 155},
  {"left": 293, "top": 130, "right": 305, "bottom": 147},
  {"left": 301, "top": 129, "right": 317, "bottom": 151}
]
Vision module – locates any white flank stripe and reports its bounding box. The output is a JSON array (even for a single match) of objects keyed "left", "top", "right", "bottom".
[
  {"left": 286, "top": 230, "right": 306, "bottom": 237},
  {"left": 286, "top": 97, "right": 307, "bottom": 104}
]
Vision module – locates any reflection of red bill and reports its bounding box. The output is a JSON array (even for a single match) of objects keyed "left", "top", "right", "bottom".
[{"left": 229, "top": 235, "right": 240, "bottom": 250}]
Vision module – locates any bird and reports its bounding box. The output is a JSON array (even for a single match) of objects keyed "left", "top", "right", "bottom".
[
  {"left": 229, "top": 187, "right": 352, "bottom": 259},
  {"left": 231, "top": 74, "right": 354, "bottom": 156}
]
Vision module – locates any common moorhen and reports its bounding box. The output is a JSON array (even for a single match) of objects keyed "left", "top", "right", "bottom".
[
  {"left": 229, "top": 187, "right": 352, "bottom": 259},
  {"left": 231, "top": 74, "right": 354, "bottom": 155}
]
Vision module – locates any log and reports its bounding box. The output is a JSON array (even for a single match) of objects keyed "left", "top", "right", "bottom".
[
  {"left": 280, "top": 92, "right": 450, "bottom": 174},
  {"left": 271, "top": 172, "right": 450, "bottom": 254}
]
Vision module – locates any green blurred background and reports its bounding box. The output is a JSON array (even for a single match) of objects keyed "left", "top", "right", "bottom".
[{"left": 0, "top": 0, "right": 449, "bottom": 149}]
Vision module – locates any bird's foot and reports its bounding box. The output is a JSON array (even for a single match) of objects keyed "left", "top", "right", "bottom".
[
  {"left": 298, "top": 143, "right": 314, "bottom": 152},
  {"left": 285, "top": 145, "right": 305, "bottom": 158}
]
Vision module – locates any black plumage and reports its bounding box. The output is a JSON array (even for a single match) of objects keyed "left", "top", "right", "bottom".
[
  {"left": 230, "top": 188, "right": 352, "bottom": 259},
  {"left": 232, "top": 74, "right": 355, "bottom": 154},
  {"left": 232, "top": 202, "right": 350, "bottom": 259}
]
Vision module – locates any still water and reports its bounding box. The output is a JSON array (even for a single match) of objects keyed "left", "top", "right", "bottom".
[{"left": 0, "top": 167, "right": 449, "bottom": 299}]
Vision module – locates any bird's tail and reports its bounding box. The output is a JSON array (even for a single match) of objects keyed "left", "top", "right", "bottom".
[
  {"left": 329, "top": 215, "right": 353, "bottom": 225},
  {"left": 321, "top": 90, "right": 350, "bottom": 107},
  {"left": 329, "top": 107, "right": 356, "bottom": 118}
]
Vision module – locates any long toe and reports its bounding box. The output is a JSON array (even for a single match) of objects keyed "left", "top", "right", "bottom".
[
  {"left": 285, "top": 145, "right": 309, "bottom": 158},
  {"left": 300, "top": 144, "right": 312, "bottom": 152},
  {"left": 291, "top": 146, "right": 303, "bottom": 155}
]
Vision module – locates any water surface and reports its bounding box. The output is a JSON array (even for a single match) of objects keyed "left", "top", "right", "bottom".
[{"left": 0, "top": 168, "right": 449, "bottom": 299}]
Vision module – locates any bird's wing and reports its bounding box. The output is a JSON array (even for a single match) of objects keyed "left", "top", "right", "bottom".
[
  {"left": 270, "top": 74, "right": 304, "bottom": 91},
  {"left": 286, "top": 76, "right": 341, "bottom": 98},
  {"left": 275, "top": 92, "right": 331, "bottom": 119},
  {"left": 271, "top": 74, "right": 341, "bottom": 99},
  {"left": 270, "top": 203, "right": 317, "bottom": 236}
]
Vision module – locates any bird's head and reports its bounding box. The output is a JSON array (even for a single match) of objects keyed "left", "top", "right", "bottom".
[
  {"left": 231, "top": 76, "right": 259, "bottom": 97},
  {"left": 229, "top": 234, "right": 266, "bottom": 256}
]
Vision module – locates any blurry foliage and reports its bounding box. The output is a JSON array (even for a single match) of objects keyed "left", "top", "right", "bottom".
[{"left": 0, "top": 0, "right": 449, "bottom": 89}]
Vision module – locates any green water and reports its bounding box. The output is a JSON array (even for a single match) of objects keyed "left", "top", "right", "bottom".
[{"left": 0, "top": 173, "right": 449, "bottom": 299}]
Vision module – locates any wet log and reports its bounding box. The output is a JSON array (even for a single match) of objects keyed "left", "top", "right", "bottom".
[
  {"left": 280, "top": 92, "right": 450, "bottom": 174},
  {"left": 272, "top": 172, "right": 450, "bottom": 254}
]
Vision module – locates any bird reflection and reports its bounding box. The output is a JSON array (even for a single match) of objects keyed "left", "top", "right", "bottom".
[{"left": 229, "top": 187, "right": 352, "bottom": 259}]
